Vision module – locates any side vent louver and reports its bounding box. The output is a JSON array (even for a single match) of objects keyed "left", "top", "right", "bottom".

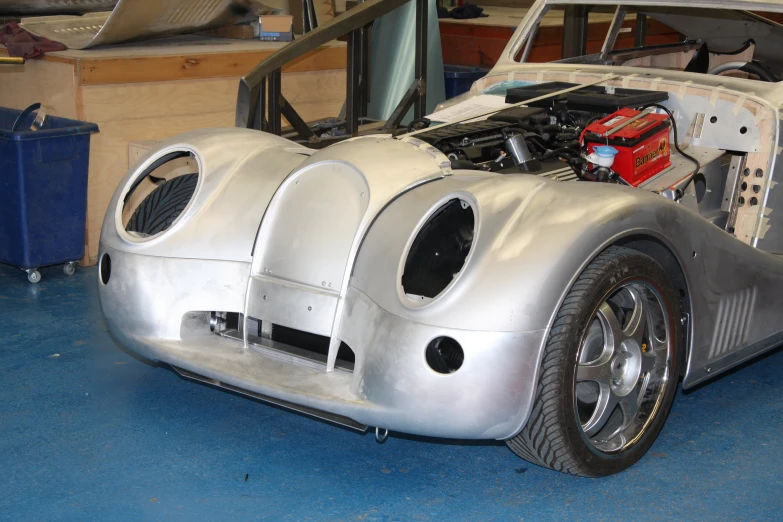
[{"left": 708, "top": 287, "right": 757, "bottom": 359}]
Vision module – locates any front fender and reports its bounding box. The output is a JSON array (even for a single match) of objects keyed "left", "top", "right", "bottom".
[
  {"left": 351, "top": 172, "right": 783, "bottom": 390},
  {"left": 351, "top": 174, "right": 683, "bottom": 333}
]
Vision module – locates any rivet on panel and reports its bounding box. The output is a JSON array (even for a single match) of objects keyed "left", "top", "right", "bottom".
[{"left": 307, "top": 306, "right": 312, "bottom": 311}]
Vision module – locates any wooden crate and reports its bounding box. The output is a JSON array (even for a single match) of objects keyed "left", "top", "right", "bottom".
[{"left": 0, "top": 36, "right": 346, "bottom": 265}]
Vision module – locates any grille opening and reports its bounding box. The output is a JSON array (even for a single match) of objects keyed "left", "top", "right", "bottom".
[
  {"left": 336, "top": 342, "right": 356, "bottom": 368},
  {"left": 209, "top": 312, "right": 243, "bottom": 336},
  {"left": 122, "top": 151, "right": 199, "bottom": 237},
  {"left": 402, "top": 198, "right": 474, "bottom": 299},
  {"left": 425, "top": 337, "right": 464, "bottom": 374},
  {"left": 209, "top": 316, "right": 356, "bottom": 372},
  {"left": 268, "top": 325, "right": 355, "bottom": 371},
  {"left": 272, "top": 324, "right": 331, "bottom": 355}
]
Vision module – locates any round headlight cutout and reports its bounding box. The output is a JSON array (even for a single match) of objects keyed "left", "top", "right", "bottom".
[
  {"left": 401, "top": 198, "right": 475, "bottom": 300},
  {"left": 120, "top": 150, "right": 200, "bottom": 239}
]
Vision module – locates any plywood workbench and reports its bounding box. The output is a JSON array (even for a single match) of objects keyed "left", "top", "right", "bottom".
[{"left": 0, "top": 36, "right": 347, "bottom": 265}]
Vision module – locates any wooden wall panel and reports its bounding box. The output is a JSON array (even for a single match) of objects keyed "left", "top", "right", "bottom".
[{"left": 0, "top": 60, "right": 77, "bottom": 119}]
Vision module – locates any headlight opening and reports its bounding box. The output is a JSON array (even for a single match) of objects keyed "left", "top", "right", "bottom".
[
  {"left": 402, "top": 198, "right": 475, "bottom": 300},
  {"left": 121, "top": 150, "right": 200, "bottom": 238}
]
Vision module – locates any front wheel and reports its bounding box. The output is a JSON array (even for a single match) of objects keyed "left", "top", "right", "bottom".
[{"left": 506, "top": 246, "right": 683, "bottom": 477}]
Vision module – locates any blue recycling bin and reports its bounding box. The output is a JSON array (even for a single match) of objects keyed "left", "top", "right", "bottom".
[
  {"left": 444, "top": 65, "right": 489, "bottom": 99},
  {"left": 0, "top": 105, "right": 99, "bottom": 282}
]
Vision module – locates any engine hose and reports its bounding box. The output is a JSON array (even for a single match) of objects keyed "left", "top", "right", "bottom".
[
  {"left": 407, "top": 118, "right": 431, "bottom": 132},
  {"left": 579, "top": 115, "right": 604, "bottom": 146},
  {"left": 539, "top": 147, "right": 580, "bottom": 161},
  {"left": 546, "top": 152, "right": 584, "bottom": 178},
  {"left": 642, "top": 103, "right": 702, "bottom": 201}
]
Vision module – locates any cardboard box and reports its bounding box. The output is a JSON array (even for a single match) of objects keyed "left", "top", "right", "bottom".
[{"left": 257, "top": 15, "right": 294, "bottom": 42}]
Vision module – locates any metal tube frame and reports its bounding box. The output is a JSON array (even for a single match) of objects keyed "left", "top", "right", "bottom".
[
  {"left": 562, "top": 5, "right": 589, "bottom": 59},
  {"left": 413, "top": 0, "right": 427, "bottom": 120},
  {"left": 635, "top": 13, "right": 647, "bottom": 48},
  {"left": 236, "top": 0, "right": 426, "bottom": 136}
]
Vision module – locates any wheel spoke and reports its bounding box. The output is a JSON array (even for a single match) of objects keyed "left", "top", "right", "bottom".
[
  {"left": 619, "top": 385, "right": 640, "bottom": 430},
  {"left": 640, "top": 350, "right": 656, "bottom": 375},
  {"left": 597, "top": 302, "right": 623, "bottom": 355},
  {"left": 623, "top": 286, "right": 648, "bottom": 345},
  {"left": 583, "top": 383, "right": 618, "bottom": 436},
  {"left": 652, "top": 338, "right": 669, "bottom": 369},
  {"left": 577, "top": 358, "right": 612, "bottom": 384}
]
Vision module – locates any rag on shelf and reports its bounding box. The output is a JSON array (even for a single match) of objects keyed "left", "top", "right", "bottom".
[{"left": 0, "top": 22, "right": 67, "bottom": 59}]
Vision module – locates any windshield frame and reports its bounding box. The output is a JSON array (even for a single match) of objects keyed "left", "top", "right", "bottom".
[{"left": 498, "top": 0, "right": 783, "bottom": 84}]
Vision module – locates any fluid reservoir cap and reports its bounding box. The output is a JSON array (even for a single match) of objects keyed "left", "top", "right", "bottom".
[
  {"left": 594, "top": 145, "right": 619, "bottom": 159},
  {"left": 588, "top": 145, "right": 619, "bottom": 169}
]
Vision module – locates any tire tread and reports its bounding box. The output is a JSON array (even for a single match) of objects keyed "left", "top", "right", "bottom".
[
  {"left": 506, "top": 246, "right": 641, "bottom": 477},
  {"left": 126, "top": 174, "right": 198, "bottom": 235}
]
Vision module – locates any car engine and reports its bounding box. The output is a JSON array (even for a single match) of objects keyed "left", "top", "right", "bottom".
[{"left": 414, "top": 82, "right": 677, "bottom": 186}]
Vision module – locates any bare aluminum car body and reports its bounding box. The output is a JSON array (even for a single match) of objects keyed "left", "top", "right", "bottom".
[
  {"left": 100, "top": 0, "right": 783, "bottom": 440},
  {"left": 0, "top": 0, "right": 116, "bottom": 16},
  {"left": 18, "top": 0, "right": 252, "bottom": 50}
]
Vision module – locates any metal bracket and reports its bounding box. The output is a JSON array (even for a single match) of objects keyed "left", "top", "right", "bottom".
[
  {"left": 724, "top": 154, "right": 748, "bottom": 232},
  {"left": 693, "top": 112, "right": 705, "bottom": 139},
  {"left": 381, "top": 78, "right": 425, "bottom": 133},
  {"left": 280, "top": 95, "right": 315, "bottom": 140}
]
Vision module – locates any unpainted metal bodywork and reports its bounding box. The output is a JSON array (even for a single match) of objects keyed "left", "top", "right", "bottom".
[
  {"left": 100, "top": 0, "right": 783, "bottom": 440},
  {"left": 19, "top": 0, "right": 248, "bottom": 50}
]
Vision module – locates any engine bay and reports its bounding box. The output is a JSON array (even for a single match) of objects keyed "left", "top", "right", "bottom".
[{"left": 413, "top": 82, "right": 685, "bottom": 187}]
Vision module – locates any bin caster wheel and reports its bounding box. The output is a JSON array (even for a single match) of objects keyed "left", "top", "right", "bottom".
[
  {"left": 27, "top": 269, "right": 41, "bottom": 283},
  {"left": 63, "top": 262, "right": 77, "bottom": 276}
]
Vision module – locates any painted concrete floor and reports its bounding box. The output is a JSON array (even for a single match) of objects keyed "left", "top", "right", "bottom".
[{"left": 1, "top": 262, "right": 782, "bottom": 521}]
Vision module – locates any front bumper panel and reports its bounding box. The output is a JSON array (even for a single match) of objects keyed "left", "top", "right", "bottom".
[{"left": 99, "top": 248, "right": 545, "bottom": 440}]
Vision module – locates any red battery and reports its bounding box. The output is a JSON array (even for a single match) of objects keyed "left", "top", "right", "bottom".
[{"left": 584, "top": 108, "right": 672, "bottom": 186}]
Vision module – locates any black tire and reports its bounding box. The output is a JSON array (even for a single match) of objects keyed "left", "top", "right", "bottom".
[
  {"left": 506, "top": 246, "right": 683, "bottom": 477},
  {"left": 126, "top": 174, "right": 198, "bottom": 235}
]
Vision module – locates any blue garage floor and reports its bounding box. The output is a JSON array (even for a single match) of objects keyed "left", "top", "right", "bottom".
[{"left": 1, "top": 263, "right": 782, "bottom": 521}]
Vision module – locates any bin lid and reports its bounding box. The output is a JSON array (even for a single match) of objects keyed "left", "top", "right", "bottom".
[
  {"left": 0, "top": 108, "right": 99, "bottom": 142},
  {"left": 444, "top": 65, "right": 489, "bottom": 79}
]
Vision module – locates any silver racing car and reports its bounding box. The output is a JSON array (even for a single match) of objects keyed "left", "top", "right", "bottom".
[{"left": 99, "top": 0, "right": 783, "bottom": 476}]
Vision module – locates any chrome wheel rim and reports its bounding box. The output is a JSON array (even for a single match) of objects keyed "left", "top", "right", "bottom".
[{"left": 575, "top": 280, "right": 671, "bottom": 454}]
